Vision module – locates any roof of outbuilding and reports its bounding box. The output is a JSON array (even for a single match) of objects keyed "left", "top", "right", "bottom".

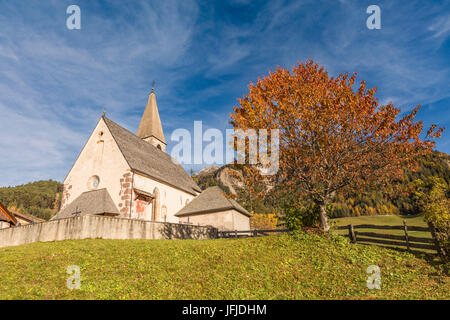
[
  {"left": 175, "top": 186, "right": 251, "bottom": 217},
  {"left": 11, "top": 211, "right": 45, "bottom": 223},
  {"left": 52, "top": 188, "right": 120, "bottom": 220},
  {"left": 103, "top": 116, "right": 201, "bottom": 195}
]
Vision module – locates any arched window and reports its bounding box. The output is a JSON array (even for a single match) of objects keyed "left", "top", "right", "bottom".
[
  {"left": 157, "top": 144, "right": 162, "bottom": 150},
  {"left": 152, "top": 187, "right": 160, "bottom": 221}
]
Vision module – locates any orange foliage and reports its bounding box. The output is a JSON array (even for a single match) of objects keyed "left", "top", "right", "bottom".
[{"left": 230, "top": 59, "right": 443, "bottom": 230}]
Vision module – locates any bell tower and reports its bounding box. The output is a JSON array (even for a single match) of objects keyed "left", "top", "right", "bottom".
[{"left": 136, "top": 88, "right": 166, "bottom": 152}]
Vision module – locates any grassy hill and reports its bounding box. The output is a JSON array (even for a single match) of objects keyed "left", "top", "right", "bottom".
[{"left": 0, "top": 234, "right": 448, "bottom": 299}]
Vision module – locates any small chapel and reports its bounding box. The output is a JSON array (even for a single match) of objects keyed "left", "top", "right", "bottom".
[{"left": 52, "top": 90, "right": 251, "bottom": 231}]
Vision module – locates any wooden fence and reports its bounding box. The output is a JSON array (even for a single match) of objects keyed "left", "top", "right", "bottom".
[
  {"left": 218, "top": 229, "right": 288, "bottom": 238},
  {"left": 336, "top": 220, "right": 441, "bottom": 254}
]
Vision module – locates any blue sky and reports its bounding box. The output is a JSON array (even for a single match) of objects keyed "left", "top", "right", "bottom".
[{"left": 0, "top": 0, "right": 449, "bottom": 187}]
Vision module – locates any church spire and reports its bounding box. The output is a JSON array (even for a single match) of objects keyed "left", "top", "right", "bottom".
[{"left": 136, "top": 89, "right": 166, "bottom": 152}]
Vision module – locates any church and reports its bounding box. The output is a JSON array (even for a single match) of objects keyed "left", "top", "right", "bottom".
[{"left": 52, "top": 90, "right": 251, "bottom": 231}]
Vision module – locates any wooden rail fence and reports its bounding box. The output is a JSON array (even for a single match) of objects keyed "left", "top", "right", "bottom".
[
  {"left": 218, "top": 229, "right": 288, "bottom": 238},
  {"left": 336, "top": 220, "right": 440, "bottom": 254}
]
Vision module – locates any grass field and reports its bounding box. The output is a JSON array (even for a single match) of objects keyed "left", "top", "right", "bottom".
[
  {"left": 0, "top": 233, "right": 448, "bottom": 300},
  {"left": 330, "top": 215, "right": 429, "bottom": 237},
  {"left": 330, "top": 215, "right": 436, "bottom": 253}
]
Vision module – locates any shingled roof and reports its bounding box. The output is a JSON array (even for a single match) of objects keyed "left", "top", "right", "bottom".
[
  {"left": 0, "top": 202, "right": 17, "bottom": 225},
  {"left": 103, "top": 116, "right": 201, "bottom": 195},
  {"left": 52, "top": 188, "right": 119, "bottom": 220},
  {"left": 175, "top": 186, "right": 251, "bottom": 217},
  {"left": 12, "top": 211, "right": 45, "bottom": 224}
]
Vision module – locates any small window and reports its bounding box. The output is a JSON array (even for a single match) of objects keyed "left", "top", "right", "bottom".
[
  {"left": 97, "top": 131, "right": 105, "bottom": 143},
  {"left": 157, "top": 144, "right": 162, "bottom": 150}
]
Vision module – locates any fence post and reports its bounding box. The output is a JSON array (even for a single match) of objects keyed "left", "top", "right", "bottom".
[
  {"left": 427, "top": 221, "right": 446, "bottom": 260},
  {"left": 403, "top": 220, "right": 411, "bottom": 252},
  {"left": 235, "top": 230, "right": 237, "bottom": 238},
  {"left": 348, "top": 224, "right": 357, "bottom": 243}
]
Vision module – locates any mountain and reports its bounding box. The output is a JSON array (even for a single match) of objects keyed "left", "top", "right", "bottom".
[{"left": 193, "top": 164, "right": 244, "bottom": 195}]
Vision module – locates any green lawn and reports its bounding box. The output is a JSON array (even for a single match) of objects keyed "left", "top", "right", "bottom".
[
  {"left": 0, "top": 233, "right": 448, "bottom": 299},
  {"left": 330, "top": 215, "right": 436, "bottom": 253}
]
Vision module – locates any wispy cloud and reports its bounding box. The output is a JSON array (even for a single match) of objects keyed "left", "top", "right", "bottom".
[{"left": 428, "top": 13, "right": 450, "bottom": 40}]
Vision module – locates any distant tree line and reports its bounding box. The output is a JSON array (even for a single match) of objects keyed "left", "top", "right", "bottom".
[
  {"left": 0, "top": 180, "right": 63, "bottom": 221},
  {"left": 2, "top": 151, "right": 448, "bottom": 224},
  {"left": 195, "top": 151, "right": 450, "bottom": 228}
]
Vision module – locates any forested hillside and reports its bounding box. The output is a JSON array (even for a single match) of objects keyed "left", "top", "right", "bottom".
[
  {"left": 193, "top": 151, "right": 450, "bottom": 218},
  {"left": 0, "top": 180, "right": 63, "bottom": 220}
]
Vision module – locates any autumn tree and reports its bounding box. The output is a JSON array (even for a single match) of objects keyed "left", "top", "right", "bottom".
[{"left": 230, "top": 60, "right": 443, "bottom": 231}]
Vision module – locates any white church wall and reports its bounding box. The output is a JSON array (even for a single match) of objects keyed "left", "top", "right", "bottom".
[
  {"left": 132, "top": 173, "right": 196, "bottom": 223},
  {"left": 61, "top": 118, "right": 130, "bottom": 215}
]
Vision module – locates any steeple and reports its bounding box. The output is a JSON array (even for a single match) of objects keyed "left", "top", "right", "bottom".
[{"left": 136, "top": 89, "right": 166, "bottom": 152}]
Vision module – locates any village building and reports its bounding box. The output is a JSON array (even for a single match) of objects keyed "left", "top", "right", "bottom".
[
  {"left": 0, "top": 202, "right": 17, "bottom": 229},
  {"left": 53, "top": 90, "right": 251, "bottom": 231},
  {"left": 12, "top": 211, "right": 45, "bottom": 225},
  {"left": 0, "top": 202, "right": 44, "bottom": 229}
]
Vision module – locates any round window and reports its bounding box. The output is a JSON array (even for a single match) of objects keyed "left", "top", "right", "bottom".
[{"left": 87, "top": 175, "right": 100, "bottom": 190}]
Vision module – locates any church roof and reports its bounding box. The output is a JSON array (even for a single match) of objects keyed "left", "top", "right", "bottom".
[
  {"left": 0, "top": 202, "right": 17, "bottom": 225},
  {"left": 136, "top": 91, "right": 166, "bottom": 144},
  {"left": 175, "top": 186, "right": 251, "bottom": 217},
  {"left": 103, "top": 116, "right": 201, "bottom": 195},
  {"left": 52, "top": 188, "right": 120, "bottom": 220}
]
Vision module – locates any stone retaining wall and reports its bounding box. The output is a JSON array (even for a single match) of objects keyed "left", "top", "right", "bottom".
[{"left": 0, "top": 215, "right": 218, "bottom": 248}]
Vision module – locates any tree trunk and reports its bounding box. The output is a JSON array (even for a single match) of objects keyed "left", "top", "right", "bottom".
[{"left": 318, "top": 202, "right": 330, "bottom": 231}]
